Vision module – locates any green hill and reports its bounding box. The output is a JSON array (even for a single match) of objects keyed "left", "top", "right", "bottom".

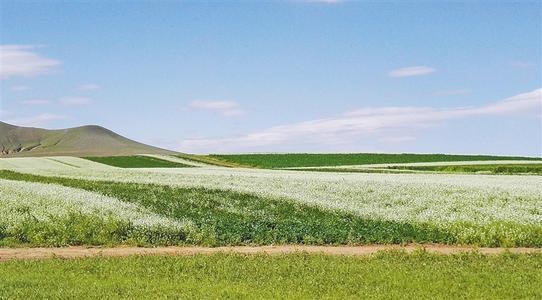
[{"left": 0, "top": 121, "right": 176, "bottom": 157}]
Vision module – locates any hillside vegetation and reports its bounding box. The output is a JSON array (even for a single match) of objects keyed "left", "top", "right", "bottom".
[
  {"left": 209, "top": 153, "right": 542, "bottom": 169},
  {"left": 0, "top": 121, "right": 174, "bottom": 157}
]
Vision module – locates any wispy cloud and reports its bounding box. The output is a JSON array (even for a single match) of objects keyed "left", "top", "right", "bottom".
[
  {"left": 510, "top": 61, "right": 535, "bottom": 68},
  {"left": 378, "top": 136, "right": 416, "bottom": 144},
  {"left": 299, "top": 0, "right": 344, "bottom": 4},
  {"left": 59, "top": 96, "right": 92, "bottom": 106},
  {"left": 389, "top": 66, "right": 435, "bottom": 78},
  {"left": 432, "top": 89, "right": 471, "bottom": 97},
  {"left": 20, "top": 99, "right": 51, "bottom": 105},
  {"left": 187, "top": 100, "right": 245, "bottom": 116},
  {"left": 0, "top": 45, "right": 60, "bottom": 79},
  {"left": 10, "top": 85, "right": 30, "bottom": 92},
  {"left": 78, "top": 83, "right": 101, "bottom": 91},
  {"left": 179, "top": 88, "right": 541, "bottom": 153},
  {"left": 4, "top": 113, "right": 66, "bottom": 127}
]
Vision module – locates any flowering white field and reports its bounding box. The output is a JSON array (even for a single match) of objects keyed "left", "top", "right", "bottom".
[
  {"left": 1, "top": 156, "right": 541, "bottom": 246},
  {"left": 0, "top": 178, "right": 186, "bottom": 231}
]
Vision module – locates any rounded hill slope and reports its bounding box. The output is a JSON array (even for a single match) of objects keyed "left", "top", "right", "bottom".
[{"left": 0, "top": 121, "right": 176, "bottom": 157}]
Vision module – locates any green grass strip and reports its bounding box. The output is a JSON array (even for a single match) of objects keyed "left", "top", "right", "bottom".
[
  {"left": 1, "top": 252, "right": 541, "bottom": 298},
  {"left": 84, "top": 155, "right": 192, "bottom": 168}
]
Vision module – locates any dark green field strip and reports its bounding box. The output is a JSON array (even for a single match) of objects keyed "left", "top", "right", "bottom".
[
  {"left": 1, "top": 170, "right": 541, "bottom": 248},
  {"left": 1, "top": 252, "right": 541, "bottom": 299},
  {"left": 287, "top": 168, "right": 419, "bottom": 174},
  {"left": 84, "top": 155, "right": 192, "bottom": 168},
  {"left": 388, "top": 164, "right": 542, "bottom": 174},
  {"left": 175, "top": 153, "right": 253, "bottom": 168},
  {"left": 289, "top": 164, "right": 542, "bottom": 175},
  {"left": 209, "top": 153, "right": 542, "bottom": 169}
]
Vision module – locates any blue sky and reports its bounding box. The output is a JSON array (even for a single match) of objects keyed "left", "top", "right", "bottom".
[{"left": 1, "top": 1, "right": 540, "bottom": 155}]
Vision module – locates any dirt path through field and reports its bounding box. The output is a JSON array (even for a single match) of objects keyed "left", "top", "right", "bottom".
[{"left": 1, "top": 245, "right": 541, "bottom": 261}]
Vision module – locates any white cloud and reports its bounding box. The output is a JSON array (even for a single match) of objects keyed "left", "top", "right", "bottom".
[
  {"left": 4, "top": 113, "right": 65, "bottom": 127},
  {"left": 10, "top": 85, "right": 30, "bottom": 92},
  {"left": 187, "top": 100, "right": 245, "bottom": 117},
  {"left": 20, "top": 99, "right": 51, "bottom": 105},
  {"left": 389, "top": 66, "right": 435, "bottom": 78},
  {"left": 179, "top": 88, "right": 541, "bottom": 153},
  {"left": 78, "top": 83, "right": 101, "bottom": 91},
  {"left": 59, "top": 96, "right": 92, "bottom": 106},
  {"left": 0, "top": 45, "right": 60, "bottom": 79}
]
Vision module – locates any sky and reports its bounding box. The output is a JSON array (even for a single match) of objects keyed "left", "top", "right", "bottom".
[{"left": 0, "top": 1, "right": 541, "bottom": 156}]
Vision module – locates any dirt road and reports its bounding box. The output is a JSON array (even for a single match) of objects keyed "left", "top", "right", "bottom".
[{"left": 1, "top": 245, "right": 540, "bottom": 261}]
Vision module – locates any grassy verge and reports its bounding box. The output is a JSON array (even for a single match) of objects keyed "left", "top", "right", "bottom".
[
  {"left": 1, "top": 252, "right": 541, "bottom": 299},
  {"left": 388, "top": 164, "right": 542, "bottom": 174},
  {"left": 84, "top": 155, "right": 192, "bottom": 168},
  {"left": 209, "top": 153, "right": 541, "bottom": 169}
]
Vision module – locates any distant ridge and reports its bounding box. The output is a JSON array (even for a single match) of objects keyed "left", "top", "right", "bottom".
[{"left": 0, "top": 121, "right": 176, "bottom": 157}]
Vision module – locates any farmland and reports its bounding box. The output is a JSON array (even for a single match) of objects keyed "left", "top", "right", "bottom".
[
  {"left": 209, "top": 153, "right": 542, "bottom": 168},
  {"left": 387, "top": 163, "right": 542, "bottom": 174},
  {"left": 0, "top": 155, "right": 541, "bottom": 247},
  {"left": 288, "top": 161, "right": 542, "bottom": 175},
  {"left": 1, "top": 154, "right": 541, "bottom": 298}
]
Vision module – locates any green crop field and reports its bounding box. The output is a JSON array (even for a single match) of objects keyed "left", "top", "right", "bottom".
[
  {"left": 1, "top": 252, "right": 541, "bottom": 299},
  {"left": 209, "top": 153, "right": 542, "bottom": 169},
  {"left": 388, "top": 163, "right": 542, "bottom": 174},
  {"left": 84, "top": 155, "right": 192, "bottom": 168}
]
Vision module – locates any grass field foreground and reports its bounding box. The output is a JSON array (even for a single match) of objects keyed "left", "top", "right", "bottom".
[{"left": 0, "top": 252, "right": 541, "bottom": 299}]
